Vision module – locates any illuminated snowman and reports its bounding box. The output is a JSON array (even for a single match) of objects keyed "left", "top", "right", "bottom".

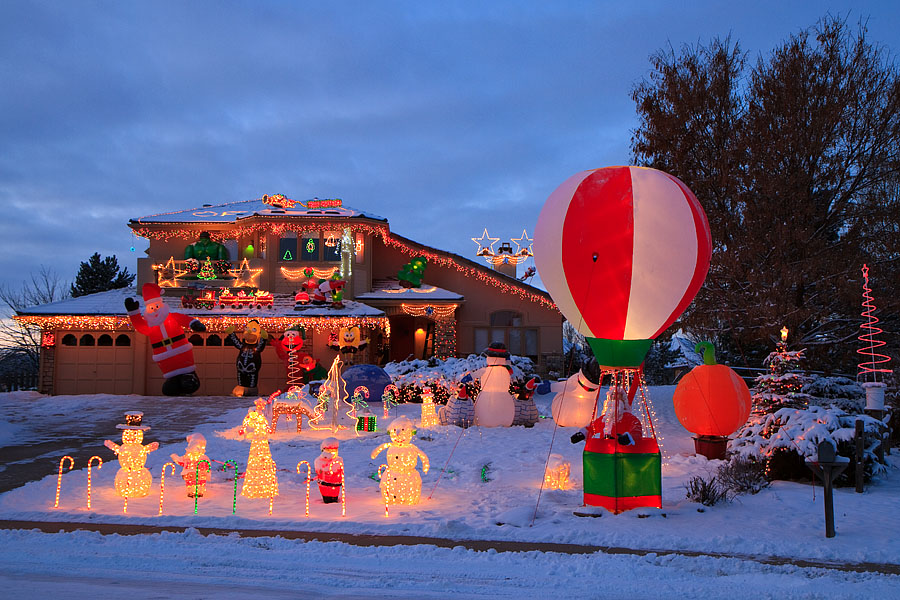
[
  {"left": 103, "top": 412, "right": 158, "bottom": 499},
  {"left": 370, "top": 417, "right": 429, "bottom": 505},
  {"left": 473, "top": 343, "right": 516, "bottom": 427},
  {"left": 550, "top": 366, "right": 601, "bottom": 428}
]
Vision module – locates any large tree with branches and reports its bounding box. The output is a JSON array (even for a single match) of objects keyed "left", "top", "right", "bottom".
[{"left": 632, "top": 16, "right": 900, "bottom": 370}]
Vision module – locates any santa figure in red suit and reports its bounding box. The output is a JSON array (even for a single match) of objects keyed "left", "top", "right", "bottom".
[
  {"left": 571, "top": 386, "right": 643, "bottom": 446},
  {"left": 314, "top": 437, "right": 344, "bottom": 504},
  {"left": 125, "top": 283, "right": 207, "bottom": 396}
]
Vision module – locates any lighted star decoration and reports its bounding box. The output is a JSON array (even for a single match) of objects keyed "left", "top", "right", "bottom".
[
  {"left": 232, "top": 258, "right": 263, "bottom": 288},
  {"left": 154, "top": 257, "right": 179, "bottom": 288},
  {"left": 471, "top": 229, "right": 500, "bottom": 257},
  {"left": 511, "top": 229, "right": 534, "bottom": 257}
]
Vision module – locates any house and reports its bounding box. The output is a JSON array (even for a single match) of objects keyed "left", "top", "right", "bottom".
[{"left": 16, "top": 194, "right": 562, "bottom": 395}]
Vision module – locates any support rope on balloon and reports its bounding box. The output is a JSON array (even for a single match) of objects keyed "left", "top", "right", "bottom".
[
  {"left": 531, "top": 254, "right": 601, "bottom": 527},
  {"left": 54, "top": 455, "right": 74, "bottom": 509},
  {"left": 427, "top": 425, "right": 467, "bottom": 500}
]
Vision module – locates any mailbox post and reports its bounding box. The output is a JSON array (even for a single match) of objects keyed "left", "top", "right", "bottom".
[{"left": 805, "top": 441, "right": 849, "bottom": 538}]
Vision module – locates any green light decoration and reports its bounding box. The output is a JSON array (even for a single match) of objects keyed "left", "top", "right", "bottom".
[
  {"left": 481, "top": 462, "right": 492, "bottom": 482},
  {"left": 194, "top": 459, "right": 211, "bottom": 514},
  {"left": 244, "top": 244, "right": 254, "bottom": 259},
  {"left": 306, "top": 238, "right": 316, "bottom": 254},
  {"left": 198, "top": 257, "right": 216, "bottom": 280},
  {"left": 223, "top": 460, "right": 238, "bottom": 514},
  {"left": 282, "top": 250, "right": 294, "bottom": 261}
]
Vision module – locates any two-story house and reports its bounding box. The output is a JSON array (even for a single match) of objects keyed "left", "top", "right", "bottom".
[{"left": 16, "top": 194, "right": 562, "bottom": 395}]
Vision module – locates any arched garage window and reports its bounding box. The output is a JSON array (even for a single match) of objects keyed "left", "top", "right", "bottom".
[
  {"left": 115, "top": 334, "right": 131, "bottom": 346},
  {"left": 61, "top": 334, "right": 77, "bottom": 346},
  {"left": 79, "top": 334, "right": 95, "bottom": 346},
  {"left": 98, "top": 334, "right": 113, "bottom": 346}
]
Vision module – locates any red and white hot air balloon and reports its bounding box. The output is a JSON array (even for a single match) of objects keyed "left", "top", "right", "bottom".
[{"left": 534, "top": 166, "right": 711, "bottom": 368}]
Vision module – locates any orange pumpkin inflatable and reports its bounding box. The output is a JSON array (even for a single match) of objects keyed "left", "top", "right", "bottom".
[{"left": 673, "top": 342, "right": 751, "bottom": 437}]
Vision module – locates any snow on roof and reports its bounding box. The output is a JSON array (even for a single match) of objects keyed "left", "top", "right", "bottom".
[
  {"left": 356, "top": 279, "right": 463, "bottom": 302},
  {"left": 130, "top": 196, "right": 387, "bottom": 225},
  {"left": 18, "top": 287, "right": 384, "bottom": 318}
]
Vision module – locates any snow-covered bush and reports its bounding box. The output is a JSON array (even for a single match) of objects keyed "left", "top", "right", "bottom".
[
  {"left": 685, "top": 474, "right": 727, "bottom": 506},
  {"left": 715, "top": 455, "right": 769, "bottom": 495},
  {"left": 802, "top": 376, "right": 864, "bottom": 411},
  {"left": 731, "top": 405, "right": 886, "bottom": 484},
  {"left": 383, "top": 355, "right": 536, "bottom": 404}
]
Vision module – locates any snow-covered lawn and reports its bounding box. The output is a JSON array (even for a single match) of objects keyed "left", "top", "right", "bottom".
[{"left": 0, "top": 387, "right": 897, "bottom": 597}]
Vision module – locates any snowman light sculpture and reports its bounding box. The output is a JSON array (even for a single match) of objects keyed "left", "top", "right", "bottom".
[
  {"left": 104, "top": 412, "right": 159, "bottom": 508},
  {"left": 371, "top": 417, "right": 429, "bottom": 507}
]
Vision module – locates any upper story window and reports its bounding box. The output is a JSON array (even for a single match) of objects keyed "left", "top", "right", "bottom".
[
  {"left": 475, "top": 311, "right": 538, "bottom": 362},
  {"left": 279, "top": 231, "right": 342, "bottom": 262}
]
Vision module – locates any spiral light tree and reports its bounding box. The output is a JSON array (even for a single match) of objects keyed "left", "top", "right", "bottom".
[{"left": 857, "top": 264, "right": 893, "bottom": 411}]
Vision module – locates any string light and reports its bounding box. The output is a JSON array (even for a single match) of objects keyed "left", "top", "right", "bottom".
[
  {"left": 382, "top": 384, "right": 399, "bottom": 419},
  {"left": 104, "top": 420, "right": 159, "bottom": 514},
  {"left": 240, "top": 399, "right": 279, "bottom": 505},
  {"left": 309, "top": 357, "right": 355, "bottom": 432},
  {"left": 86, "top": 456, "right": 102, "bottom": 510},
  {"left": 401, "top": 303, "right": 458, "bottom": 319},
  {"left": 307, "top": 198, "right": 343, "bottom": 209},
  {"left": 472, "top": 229, "right": 500, "bottom": 256},
  {"left": 15, "top": 314, "right": 392, "bottom": 336},
  {"left": 193, "top": 460, "right": 211, "bottom": 515},
  {"left": 158, "top": 462, "right": 178, "bottom": 515},
  {"left": 223, "top": 460, "right": 239, "bottom": 514},
  {"left": 280, "top": 266, "right": 338, "bottom": 280},
  {"left": 54, "top": 456, "right": 74, "bottom": 508},
  {"left": 370, "top": 417, "right": 430, "bottom": 512},
  {"left": 41, "top": 332, "right": 55, "bottom": 347},
  {"left": 262, "top": 193, "right": 298, "bottom": 209},
  {"left": 543, "top": 454, "right": 570, "bottom": 490},
  {"left": 420, "top": 387, "right": 438, "bottom": 427},
  {"left": 296, "top": 460, "right": 311, "bottom": 517},
  {"left": 858, "top": 264, "right": 893, "bottom": 380}
]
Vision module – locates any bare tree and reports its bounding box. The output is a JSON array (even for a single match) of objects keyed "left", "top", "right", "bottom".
[
  {"left": 0, "top": 266, "right": 70, "bottom": 373},
  {"left": 631, "top": 16, "right": 900, "bottom": 371}
]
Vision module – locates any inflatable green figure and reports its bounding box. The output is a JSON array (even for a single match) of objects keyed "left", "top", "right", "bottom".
[{"left": 185, "top": 232, "right": 229, "bottom": 261}]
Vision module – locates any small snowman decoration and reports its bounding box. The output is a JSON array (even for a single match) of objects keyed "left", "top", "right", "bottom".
[
  {"left": 473, "top": 342, "right": 516, "bottom": 427},
  {"left": 104, "top": 411, "right": 158, "bottom": 499},
  {"left": 370, "top": 417, "right": 430, "bottom": 505}
]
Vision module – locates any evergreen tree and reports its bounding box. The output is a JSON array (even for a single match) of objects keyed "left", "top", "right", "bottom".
[
  {"left": 751, "top": 335, "right": 811, "bottom": 414},
  {"left": 70, "top": 253, "right": 135, "bottom": 298}
]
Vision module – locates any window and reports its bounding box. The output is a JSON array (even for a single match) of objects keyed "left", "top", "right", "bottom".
[
  {"left": 279, "top": 232, "right": 298, "bottom": 262},
  {"left": 115, "top": 334, "right": 131, "bottom": 346},
  {"left": 322, "top": 231, "right": 341, "bottom": 261},
  {"left": 79, "top": 334, "right": 95, "bottom": 346},
  {"left": 98, "top": 334, "right": 113, "bottom": 346},
  {"left": 206, "top": 334, "right": 222, "bottom": 346},
  {"left": 62, "top": 334, "right": 77, "bottom": 346},
  {"left": 301, "top": 232, "right": 320, "bottom": 261},
  {"left": 474, "top": 311, "right": 539, "bottom": 361},
  {"left": 189, "top": 334, "right": 204, "bottom": 346}
]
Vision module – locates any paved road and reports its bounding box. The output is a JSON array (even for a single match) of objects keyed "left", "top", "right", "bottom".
[{"left": 0, "top": 394, "right": 242, "bottom": 494}]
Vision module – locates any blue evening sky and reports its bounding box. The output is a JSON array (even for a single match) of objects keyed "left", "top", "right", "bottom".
[{"left": 1, "top": 1, "right": 898, "bottom": 299}]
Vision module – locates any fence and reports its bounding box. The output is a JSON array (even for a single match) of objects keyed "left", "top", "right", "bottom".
[{"left": 0, "top": 373, "right": 38, "bottom": 392}]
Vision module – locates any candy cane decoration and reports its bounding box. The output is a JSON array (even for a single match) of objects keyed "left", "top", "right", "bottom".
[
  {"left": 86, "top": 456, "right": 102, "bottom": 509},
  {"left": 296, "top": 460, "right": 311, "bottom": 517},
  {"left": 269, "top": 496, "right": 274, "bottom": 516},
  {"left": 378, "top": 464, "right": 389, "bottom": 516},
  {"left": 159, "top": 462, "right": 178, "bottom": 515},
  {"left": 223, "top": 460, "right": 238, "bottom": 514},
  {"left": 194, "top": 459, "right": 211, "bottom": 515},
  {"left": 340, "top": 469, "right": 346, "bottom": 517},
  {"left": 54, "top": 456, "right": 74, "bottom": 508},
  {"left": 382, "top": 384, "right": 399, "bottom": 418}
]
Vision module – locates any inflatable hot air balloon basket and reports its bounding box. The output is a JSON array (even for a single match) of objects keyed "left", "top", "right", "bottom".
[{"left": 581, "top": 371, "right": 662, "bottom": 514}]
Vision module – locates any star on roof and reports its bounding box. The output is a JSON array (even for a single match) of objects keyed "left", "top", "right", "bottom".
[
  {"left": 233, "top": 258, "right": 263, "bottom": 288},
  {"left": 511, "top": 228, "right": 534, "bottom": 257},
  {"left": 471, "top": 228, "right": 500, "bottom": 257}
]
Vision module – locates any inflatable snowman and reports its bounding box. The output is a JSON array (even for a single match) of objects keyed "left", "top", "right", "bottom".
[
  {"left": 550, "top": 362, "right": 602, "bottom": 428},
  {"left": 473, "top": 343, "right": 517, "bottom": 427}
]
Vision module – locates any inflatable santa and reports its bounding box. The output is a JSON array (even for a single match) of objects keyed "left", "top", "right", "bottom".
[
  {"left": 125, "top": 283, "right": 206, "bottom": 395},
  {"left": 571, "top": 387, "right": 643, "bottom": 446}
]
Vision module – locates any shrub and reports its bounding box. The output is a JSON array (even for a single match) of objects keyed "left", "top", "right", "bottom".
[
  {"left": 716, "top": 455, "right": 769, "bottom": 495},
  {"left": 685, "top": 474, "right": 727, "bottom": 506}
]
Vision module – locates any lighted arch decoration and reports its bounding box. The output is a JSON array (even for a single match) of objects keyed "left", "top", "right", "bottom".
[{"left": 401, "top": 304, "right": 458, "bottom": 358}]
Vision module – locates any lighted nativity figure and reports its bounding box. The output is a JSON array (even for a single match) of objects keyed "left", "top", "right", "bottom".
[
  {"left": 371, "top": 416, "right": 430, "bottom": 505},
  {"left": 104, "top": 412, "right": 158, "bottom": 499},
  {"left": 571, "top": 387, "right": 643, "bottom": 446},
  {"left": 239, "top": 398, "right": 279, "bottom": 499},
  {"left": 170, "top": 433, "right": 211, "bottom": 498}
]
